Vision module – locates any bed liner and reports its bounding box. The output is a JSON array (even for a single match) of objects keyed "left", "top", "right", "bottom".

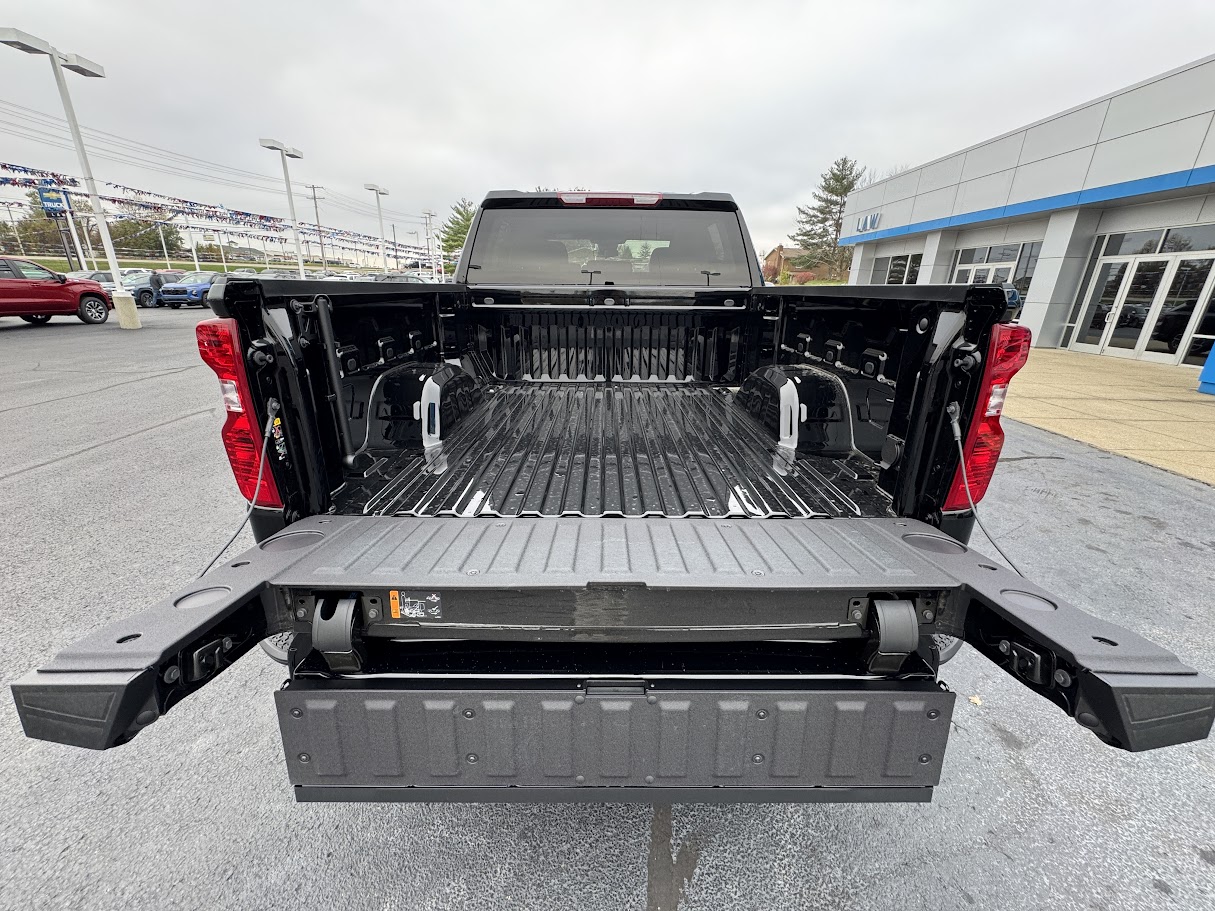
[{"left": 335, "top": 382, "right": 893, "bottom": 519}]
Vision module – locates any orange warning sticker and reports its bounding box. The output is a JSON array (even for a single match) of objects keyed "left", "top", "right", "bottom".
[{"left": 389, "top": 590, "right": 400, "bottom": 619}]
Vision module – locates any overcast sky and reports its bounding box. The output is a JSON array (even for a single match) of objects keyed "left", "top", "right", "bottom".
[{"left": 4, "top": 1, "right": 1215, "bottom": 253}]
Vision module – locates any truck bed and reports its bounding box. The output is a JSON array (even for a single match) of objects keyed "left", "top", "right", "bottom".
[{"left": 335, "top": 382, "right": 892, "bottom": 519}]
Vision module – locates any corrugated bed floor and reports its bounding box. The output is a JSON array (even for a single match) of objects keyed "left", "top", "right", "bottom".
[{"left": 344, "top": 383, "right": 892, "bottom": 519}]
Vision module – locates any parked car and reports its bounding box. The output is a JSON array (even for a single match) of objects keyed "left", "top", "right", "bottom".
[
  {"left": 159, "top": 271, "right": 223, "bottom": 308},
  {"left": 13, "top": 192, "right": 1213, "bottom": 805},
  {"left": 0, "top": 257, "right": 112, "bottom": 324},
  {"left": 123, "top": 269, "right": 186, "bottom": 308},
  {"left": 71, "top": 269, "right": 116, "bottom": 285}
]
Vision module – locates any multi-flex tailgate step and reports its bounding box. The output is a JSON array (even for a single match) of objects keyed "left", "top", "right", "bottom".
[
  {"left": 275, "top": 679, "right": 956, "bottom": 803},
  {"left": 11, "top": 515, "right": 1214, "bottom": 754}
]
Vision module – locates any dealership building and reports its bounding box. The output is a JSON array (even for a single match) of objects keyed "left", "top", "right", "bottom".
[{"left": 841, "top": 54, "right": 1215, "bottom": 367}]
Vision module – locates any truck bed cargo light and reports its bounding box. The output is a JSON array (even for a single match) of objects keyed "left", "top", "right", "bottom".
[{"left": 557, "top": 192, "right": 663, "bottom": 206}]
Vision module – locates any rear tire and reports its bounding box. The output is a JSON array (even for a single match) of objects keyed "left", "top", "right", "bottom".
[
  {"left": 20, "top": 314, "right": 52, "bottom": 325},
  {"left": 77, "top": 295, "right": 109, "bottom": 324},
  {"left": 138, "top": 290, "right": 154, "bottom": 307},
  {"left": 169, "top": 301, "right": 181, "bottom": 309}
]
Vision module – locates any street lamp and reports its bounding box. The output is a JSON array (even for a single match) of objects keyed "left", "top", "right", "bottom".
[
  {"left": 259, "top": 138, "right": 305, "bottom": 278},
  {"left": 1, "top": 27, "right": 140, "bottom": 328},
  {"left": 363, "top": 183, "right": 389, "bottom": 271},
  {"left": 422, "top": 209, "right": 439, "bottom": 281}
]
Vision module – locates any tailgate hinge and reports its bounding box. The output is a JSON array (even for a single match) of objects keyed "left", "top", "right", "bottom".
[
  {"left": 864, "top": 599, "right": 920, "bottom": 675},
  {"left": 312, "top": 594, "right": 366, "bottom": 673}
]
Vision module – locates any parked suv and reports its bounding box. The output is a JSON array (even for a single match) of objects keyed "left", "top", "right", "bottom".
[
  {"left": 0, "top": 257, "right": 112, "bottom": 325},
  {"left": 159, "top": 271, "right": 223, "bottom": 308},
  {"left": 123, "top": 269, "right": 185, "bottom": 308}
]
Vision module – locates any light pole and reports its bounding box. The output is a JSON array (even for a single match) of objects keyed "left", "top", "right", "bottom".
[
  {"left": 259, "top": 138, "right": 305, "bottom": 278},
  {"left": 305, "top": 184, "right": 327, "bottom": 270},
  {"left": 156, "top": 222, "right": 171, "bottom": 269},
  {"left": 422, "top": 209, "right": 438, "bottom": 280},
  {"left": 5, "top": 204, "right": 25, "bottom": 254},
  {"left": 1, "top": 28, "right": 140, "bottom": 327},
  {"left": 407, "top": 230, "right": 420, "bottom": 269},
  {"left": 363, "top": 183, "right": 389, "bottom": 271}
]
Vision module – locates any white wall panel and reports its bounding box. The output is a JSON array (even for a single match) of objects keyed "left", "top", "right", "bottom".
[
  {"left": 916, "top": 155, "right": 965, "bottom": 194},
  {"left": 1084, "top": 114, "right": 1212, "bottom": 189},
  {"left": 1096, "top": 195, "right": 1208, "bottom": 233},
  {"left": 952, "top": 170, "right": 1015, "bottom": 215},
  {"left": 909, "top": 185, "right": 957, "bottom": 223},
  {"left": 1007, "top": 148, "right": 1094, "bottom": 205},
  {"left": 1019, "top": 102, "right": 1108, "bottom": 165},
  {"left": 960, "top": 132, "right": 1024, "bottom": 182},
  {"left": 1099, "top": 59, "right": 1215, "bottom": 141},
  {"left": 879, "top": 170, "right": 921, "bottom": 203},
  {"left": 842, "top": 185, "right": 884, "bottom": 218}
]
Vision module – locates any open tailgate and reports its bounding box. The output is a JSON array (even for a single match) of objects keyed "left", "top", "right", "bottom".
[{"left": 12, "top": 516, "right": 1214, "bottom": 801}]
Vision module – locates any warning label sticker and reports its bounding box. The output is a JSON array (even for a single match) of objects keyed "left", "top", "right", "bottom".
[{"left": 389, "top": 591, "right": 442, "bottom": 620}]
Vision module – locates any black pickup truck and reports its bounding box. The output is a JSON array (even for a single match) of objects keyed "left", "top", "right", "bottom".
[{"left": 13, "top": 191, "right": 1214, "bottom": 803}]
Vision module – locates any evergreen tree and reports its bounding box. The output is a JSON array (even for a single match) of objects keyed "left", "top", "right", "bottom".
[
  {"left": 439, "top": 198, "right": 476, "bottom": 256},
  {"left": 790, "top": 156, "right": 866, "bottom": 279}
]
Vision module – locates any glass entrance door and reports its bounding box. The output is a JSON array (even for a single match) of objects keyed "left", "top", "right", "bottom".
[
  {"left": 1139, "top": 257, "right": 1215, "bottom": 363},
  {"left": 1072, "top": 259, "right": 1131, "bottom": 351},
  {"left": 1098, "top": 258, "right": 1170, "bottom": 357}
]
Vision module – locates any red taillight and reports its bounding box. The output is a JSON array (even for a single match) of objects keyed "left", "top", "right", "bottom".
[
  {"left": 196, "top": 318, "right": 283, "bottom": 508},
  {"left": 557, "top": 191, "right": 663, "bottom": 206},
  {"left": 943, "top": 323, "right": 1032, "bottom": 511}
]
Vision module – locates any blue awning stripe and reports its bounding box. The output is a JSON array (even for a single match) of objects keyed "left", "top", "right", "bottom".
[{"left": 839, "top": 164, "right": 1215, "bottom": 246}]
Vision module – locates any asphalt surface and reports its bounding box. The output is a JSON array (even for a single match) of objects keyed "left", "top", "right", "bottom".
[{"left": 2, "top": 309, "right": 1213, "bottom": 911}]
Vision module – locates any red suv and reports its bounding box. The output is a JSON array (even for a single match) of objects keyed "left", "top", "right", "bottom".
[{"left": 0, "top": 257, "right": 113, "bottom": 325}]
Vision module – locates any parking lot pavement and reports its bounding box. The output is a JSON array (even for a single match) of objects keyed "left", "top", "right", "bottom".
[
  {"left": 2, "top": 310, "right": 1213, "bottom": 911},
  {"left": 1005, "top": 348, "right": 1215, "bottom": 486}
]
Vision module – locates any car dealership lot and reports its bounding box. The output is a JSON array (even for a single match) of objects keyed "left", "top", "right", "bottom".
[{"left": 1, "top": 311, "right": 1213, "bottom": 911}]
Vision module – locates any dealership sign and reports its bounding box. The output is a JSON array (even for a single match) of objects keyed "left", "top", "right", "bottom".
[
  {"left": 37, "top": 185, "right": 69, "bottom": 216},
  {"left": 856, "top": 212, "right": 881, "bottom": 233}
]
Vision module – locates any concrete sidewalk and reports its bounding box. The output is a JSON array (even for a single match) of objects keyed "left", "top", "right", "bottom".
[{"left": 1004, "top": 349, "right": 1215, "bottom": 485}]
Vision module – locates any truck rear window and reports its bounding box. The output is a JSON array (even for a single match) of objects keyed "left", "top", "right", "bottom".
[{"left": 465, "top": 208, "right": 753, "bottom": 287}]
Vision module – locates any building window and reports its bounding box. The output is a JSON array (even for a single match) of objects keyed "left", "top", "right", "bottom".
[
  {"left": 1012, "top": 242, "right": 1041, "bottom": 295},
  {"left": 871, "top": 254, "right": 922, "bottom": 284},
  {"left": 952, "top": 242, "right": 1042, "bottom": 290},
  {"left": 1104, "top": 231, "right": 1162, "bottom": 256},
  {"left": 1060, "top": 235, "right": 1106, "bottom": 346},
  {"left": 1161, "top": 224, "right": 1215, "bottom": 253}
]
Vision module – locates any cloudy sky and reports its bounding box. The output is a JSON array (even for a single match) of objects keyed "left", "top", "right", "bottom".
[{"left": 4, "top": 0, "right": 1215, "bottom": 253}]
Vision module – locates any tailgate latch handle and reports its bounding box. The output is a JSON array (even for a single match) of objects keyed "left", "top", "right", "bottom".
[{"left": 864, "top": 599, "right": 920, "bottom": 675}]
